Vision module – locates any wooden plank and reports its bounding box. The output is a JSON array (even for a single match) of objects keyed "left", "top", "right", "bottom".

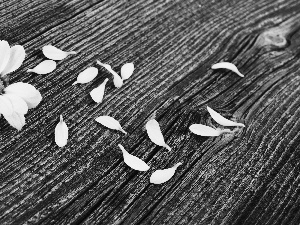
[{"left": 1, "top": 0, "right": 300, "bottom": 224}]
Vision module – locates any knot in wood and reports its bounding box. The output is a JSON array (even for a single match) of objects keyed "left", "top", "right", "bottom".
[{"left": 257, "top": 30, "right": 287, "bottom": 48}]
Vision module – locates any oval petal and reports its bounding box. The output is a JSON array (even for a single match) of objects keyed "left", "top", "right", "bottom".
[
  {"left": 189, "top": 124, "right": 221, "bottom": 136},
  {"left": 3, "top": 94, "right": 28, "bottom": 115},
  {"left": 43, "top": 45, "right": 76, "bottom": 60},
  {"left": 96, "top": 61, "right": 123, "bottom": 88},
  {"left": 150, "top": 163, "right": 182, "bottom": 184},
  {"left": 95, "top": 116, "right": 126, "bottom": 134},
  {"left": 55, "top": 115, "right": 68, "bottom": 147},
  {"left": 145, "top": 119, "right": 171, "bottom": 151},
  {"left": 1, "top": 45, "right": 26, "bottom": 76},
  {"left": 211, "top": 62, "right": 244, "bottom": 77},
  {"left": 3, "top": 112, "right": 25, "bottom": 131},
  {"left": 0, "top": 40, "right": 11, "bottom": 75},
  {"left": 0, "top": 95, "right": 13, "bottom": 115},
  {"left": 27, "top": 60, "right": 56, "bottom": 74},
  {"left": 118, "top": 144, "right": 150, "bottom": 171},
  {"left": 73, "top": 67, "right": 98, "bottom": 85},
  {"left": 121, "top": 63, "right": 134, "bottom": 80},
  {"left": 207, "top": 106, "right": 245, "bottom": 127},
  {"left": 90, "top": 78, "right": 108, "bottom": 103}
]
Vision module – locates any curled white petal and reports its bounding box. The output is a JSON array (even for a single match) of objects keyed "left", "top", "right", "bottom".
[
  {"left": 211, "top": 62, "right": 244, "bottom": 77},
  {"left": 4, "top": 112, "right": 25, "bottom": 131},
  {"left": 96, "top": 61, "right": 123, "bottom": 88},
  {"left": 42, "top": 45, "right": 76, "bottom": 60},
  {"left": 27, "top": 60, "right": 56, "bottom": 74},
  {"left": 72, "top": 67, "right": 98, "bottom": 85},
  {"left": 1, "top": 45, "right": 25, "bottom": 76},
  {"left": 207, "top": 106, "right": 245, "bottom": 127},
  {"left": 118, "top": 144, "right": 150, "bottom": 171},
  {"left": 55, "top": 115, "right": 68, "bottom": 147},
  {"left": 95, "top": 116, "right": 126, "bottom": 134},
  {"left": 150, "top": 163, "right": 182, "bottom": 184},
  {"left": 0, "top": 95, "right": 13, "bottom": 115},
  {"left": 189, "top": 124, "right": 231, "bottom": 136},
  {"left": 0, "top": 40, "right": 11, "bottom": 75},
  {"left": 121, "top": 63, "right": 134, "bottom": 80},
  {"left": 3, "top": 94, "right": 28, "bottom": 115},
  {"left": 145, "top": 119, "right": 171, "bottom": 151},
  {"left": 90, "top": 78, "right": 108, "bottom": 103},
  {"left": 5, "top": 82, "right": 42, "bottom": 109}
]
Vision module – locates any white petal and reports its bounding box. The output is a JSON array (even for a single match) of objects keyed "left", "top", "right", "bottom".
[
  {"left": 118, "top": 144, "right": 150, "bottom": 171},
  {"left": 207, "top": 106, "right": 245, "bottom": 127},
  {"left": 97, "top": 61, "right": 123, "bottom": 88},
  {"left": 145, "top": 119, "right": 171, "bottom": 151},
  {"left": 3, "top": 94, "right": 28, "bottom": 115},
  {"left": 72, "top": 67, "right": 98, "bottom": 85},
  {"left": 42, "top": 45, "right": 76, "bottom": 60},
  {"left": 3, "top": 112, "right": 25, "bottom": 131},
  {"left": 1, "top": 45, "right": 25, "bottom": 76},
  {"left": 189, "top": 124, "right": 231, "bottom": 136},
  {"left": 0, "top": 95, "right": 13, "bottom": 115},
  {"left": 90, "top": 78, "right": 108, "bottom": 103},
  {"left": 5, "top": 82, "right": 42, "bottom": 109},
  {"left": 211, "top": 62, "right": 244, "bottom": 77},
  {"left": 95, "top": 116, "right": 126, "bottom": 134},
  {"left": 55, "top": 115, "right": 68, "bottom": 147},
  {"left": 0, "top": 40, "right": 11, "bottom": 75},
  {"left": 121, "top": 63, "right": 134, "bottom": 80},
  {"left": 150, "top": 163, "right": 182, "bottom": 184},
  {"left": 27, "top": 60, "right": 56, "bottom": 74}
]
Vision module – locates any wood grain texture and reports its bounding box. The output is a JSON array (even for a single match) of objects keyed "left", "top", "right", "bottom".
[{"left": 1, "top": 0, "right": 300, "bottom": 224}]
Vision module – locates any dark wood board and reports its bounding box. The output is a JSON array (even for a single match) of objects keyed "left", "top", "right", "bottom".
[{"left": 1, "top": 0, "right": 300, "bottom": 224}]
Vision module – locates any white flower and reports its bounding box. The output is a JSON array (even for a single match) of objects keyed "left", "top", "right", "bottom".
[{"left": 0, "top": 40, "right": 42, "bottom": 131}]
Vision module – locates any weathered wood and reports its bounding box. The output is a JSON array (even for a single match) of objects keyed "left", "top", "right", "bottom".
[{"left": 1, "top": 0, "right": 300, "bottom": 224}]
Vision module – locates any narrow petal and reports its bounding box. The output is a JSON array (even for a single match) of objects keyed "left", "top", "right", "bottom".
[
  {"left": 3, "top": 112, "right": 25, "bottom": 131},
  {"left": 3, "top": 94, "right": 28, "bottom": 115},
  {"left": 1, "top": 45, "right": 25, "bottom": 76},
  {"left": 72, "top": 67, "right": 98, "bottom": 85},
  {"left": 0, "top": 40, "right": 11, "bottom": 75},
  {"left": 55, "top": 115, "right": 68, "bottom": 147},
  {"left": 90, "top": 78, "right": 108, "bottom": 103},
  {"left": 145, "top": 119, "right": 171, "bottom": 151},
  {"left": 95, "top": 116, "right": 127, "bottom": 134},
  {"left": 121, "top": 63, "right": 134, "bottom": 80},
  {"left": 96, "top": 61, "right": 123, "bottom": 88},
  {"left": 42, "top": 45, "right": 76, "bottom": 60},
  {"left": 27, "top": 60, "right": 56, "bottom": 74},
  {"left": 5, "top": 82, "right": 42, "bottom": 109},
  {"left": 189, "top": 124, "right": 231, "bottom": 136},
  {"left": 211, "top": 62, "right": 244, "bottom": 77},
  {"left": 150, "top": 163, "right": 182, "bottom": 184},
  {"left": 0, "top": 95, "right": 13, "bottom": 115},
  {"left": 207, "top": 106, "right": 245, "bottom": 127},
  {"left": 118, "top": 144, "right": 150, "bottom": 171}
]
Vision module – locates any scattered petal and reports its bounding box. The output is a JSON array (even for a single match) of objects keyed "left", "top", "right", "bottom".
[
  {"left": 3, "top": 94, "right": 28, "bottom": 115},
  {"left": 1, "top": 45, "right": 26, "bottom": 76},
  {"left": 207, "top": 106, "right": 245, "bottom": 127},
  {"left": 0, "top": 40, "right": 10, "bottom": 74},
  {"left": 0, "top": 95, "right": 13, "bottom": 115},
  {"left": 5, "top": 82, "right": 42, "bottom": 109},
  {"left": 121, "top": 63, "right": 134, "bottom": 80},
  {"left": 90, "top": 78, "right": 108, "bottom": 103},
  {"left": 27, "top": 60, "right": 56, "bottom": 74},
  {"left": 211, "top": 62, "right": 244, "bottom": 77},
  {"left": 3, "top": 112, "right": 25, "bottom": 131},
  {"left": 118, "top": 144, "right": 150, "bottom": 171},
  {"left": 42, "top": 45, "right": 76, "bottom": 60},
  {"left": 95, "top": 116, "right": 127, "bottom": 134},
  {"left": 97, "top": 61, "right": 123, "bottom": 88},
  {"left": 55, "top": 115, "right": 68, "bottom": 147},
  {"left": 145, "top": 119, "right": 171, "bottom": 151},
  {"left": 72, "top": 67, "right": 98, "bottom": 85},
  {"left": 189, "top": 124, "right": 231, "bottom": 136},
  {"left": 150, "top": 163, "right": 182, "bottom": 184}
]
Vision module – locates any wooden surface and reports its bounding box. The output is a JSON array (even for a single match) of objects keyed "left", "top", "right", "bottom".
[{"left": 1, "top": 0, "right": 300, "bottom": 224}]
